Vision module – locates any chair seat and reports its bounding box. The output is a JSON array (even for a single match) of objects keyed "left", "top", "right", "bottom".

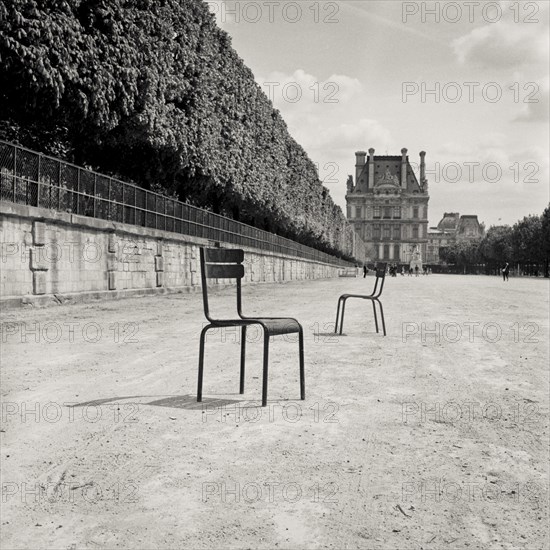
[
  {"left": 255, "top": 318, "right": 301, "bottom": 336},
  {"left": 209, "top": 317, "right": 301, "bottom": 335},
  {"left": 340, "top": 293, "right": 376, "bottom": 299}
]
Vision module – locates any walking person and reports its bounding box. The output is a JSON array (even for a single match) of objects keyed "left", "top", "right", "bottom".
[
  {"left": 363, "top": 265, "right": 367, "bottom": 278},
  {"left": 502, "top": 262, "right": 510, "bottom": 282}
]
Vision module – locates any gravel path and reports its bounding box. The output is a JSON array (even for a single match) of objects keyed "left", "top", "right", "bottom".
[{"left": 1, "top": 274, "right": 548, "bottom": 549}]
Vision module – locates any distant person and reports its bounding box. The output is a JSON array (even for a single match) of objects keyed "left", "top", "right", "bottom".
[
  {"left": 401, "top": 267, "right": 405, "bottom": 276},
  {"left": 414, "top": 265, "right": 419, "bottom": 277},
  {"left": 502, "top": 262, "right": 510, "bottom": 282},
  {"left": 363, "top": 265, "right": 367, "bottom": 278},
  {"left": 408, "top": 267, "right": 413, "bottom": 276}
]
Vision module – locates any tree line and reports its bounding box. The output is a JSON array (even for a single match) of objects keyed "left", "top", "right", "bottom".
[
  {"left": 0, "top": 0, "right": 357, "bottom": 260},
  {"left": 439, "top": 207, "right": 550, "bottom": 276}
]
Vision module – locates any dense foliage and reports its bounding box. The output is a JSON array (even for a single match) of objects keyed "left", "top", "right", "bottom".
[
  {"left": 439, "top": 207, "right": 550, "bottom": 276},
  {"left": 0, "top": 0, "right": 357, "bottom": 259}
]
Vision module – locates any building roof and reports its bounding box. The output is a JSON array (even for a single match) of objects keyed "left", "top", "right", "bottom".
[
  {"left": 457, "top": 215, "right": 483, "bottom": 237},
  {"left": 437, "top": 212, "right": 460, "bottom": 231},
  {"left": 354, "top": 156, "right": 423, "bottom": 194}
]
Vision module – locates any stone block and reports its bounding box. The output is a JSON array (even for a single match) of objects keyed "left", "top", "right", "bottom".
[
  {"left": 33, "top": 271, "right": 47, "bottom": 295},
  {"left": 30, "top": 248, "right": 49, "bottom": 271},
  {"left": 157, "top": 240, "right": 163, "bottom": 256},
  {"left": 108, "top": 233, "right": 117, "bottom": 253},
  {"left": 156, "top": 272, "right": 164, "bottom": 287},
  {"left": 108, "top": 272, "right": 116, "bottom": 290},
  {"left": 32, "top": 221, "right": 46, "bottom": 246},
  {"left": 155, "top": 256, "right": 164, "bottom": 272},
  {"left": 107, "top": 252, "right": 117, "bottom": 271}
]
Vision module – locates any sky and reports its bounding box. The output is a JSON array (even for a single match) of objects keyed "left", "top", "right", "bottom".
[{"left": 207, "top": 0, "right": 549, "bottom": 228}]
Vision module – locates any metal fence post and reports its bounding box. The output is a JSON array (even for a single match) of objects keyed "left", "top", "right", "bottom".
[
  {"left": 12, "top": 145, "right": 17, "bottom": 203},
  {"left": 36, "top": 153, "right": 41, "bottom": 208},
  {"left": 58, "top": 160, "right": 62, "bottom": 210},
  {"left": 77, "top": 168, "right": 81, "bottom": 215}
]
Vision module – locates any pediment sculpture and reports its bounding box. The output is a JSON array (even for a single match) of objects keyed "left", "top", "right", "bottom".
[{"left": 376, "top": 168, "right": 399, "bottom": 186}]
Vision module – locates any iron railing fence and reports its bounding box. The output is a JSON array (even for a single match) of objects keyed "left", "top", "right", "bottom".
[{"left": 0, "top": 140, "right": 355, "bottom": 267}]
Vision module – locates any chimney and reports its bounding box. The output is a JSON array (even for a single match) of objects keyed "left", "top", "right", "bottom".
[
  {"left": 355, "top": 151, "right": 367, "bottom": 189},
  {"left": 420, "top": 151, "right": 426, "bottom": 183},
  {"left": 401, "top": 148, "right": 408, "bottom": 187},
  {"left": 368, "top": 148, "right": 375, "bottom": 189}
]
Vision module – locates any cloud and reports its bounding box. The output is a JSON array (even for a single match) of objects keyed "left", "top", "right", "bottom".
[
  {"left": 451, "top": 1, "right": 549, "bottom": 70},
  {"left": 339, "top": 0, "right": 445, "bottom": 45},
  {"left": 428, "top": 137, "right": 549, "bottom": 226},
  {"left": 314, "top": 119, "right": 392, "bottom": 154},
  {"left": 254, "top": 68, "right": 395, "bottom": 210},
  {"left": 258, "top": 69, "right": 363, "bottom": 113},
  {"left": 256, "top": 69, "right": 389, "bottom": 152},
  {"left": 513, "top": 79, "right": 550, "bottom": 122}
]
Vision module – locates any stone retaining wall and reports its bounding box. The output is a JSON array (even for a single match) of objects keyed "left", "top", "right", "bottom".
[{"left": 0, "top": 202, "right": 344, "bottom": 307}]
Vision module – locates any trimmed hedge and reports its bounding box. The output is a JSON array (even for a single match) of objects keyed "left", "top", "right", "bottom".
[{"left": 0, "top": 0, "right": 359, "bottom": 260}]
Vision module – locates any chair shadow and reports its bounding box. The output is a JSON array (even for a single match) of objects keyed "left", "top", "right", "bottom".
[
  {"left": 315, "top": 331, "right": 346, "bottom": 338},
  {"left": 70, "top": 396, "right": 150, "bottom": 407},
  {"left": 148, "top": 395, "right": 242, "bottom": 410},
  {"left": 70, "top": 394, "right": 243, "bottom": 411}
]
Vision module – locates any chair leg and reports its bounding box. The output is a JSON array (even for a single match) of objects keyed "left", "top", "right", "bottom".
[
  {"left": 339, "top": 298, "right": 347, "bottom": 335},
  {"left": 372, "top": 300, "right": 379, "bottom": 333},
  {"left": 197, "top": 325, "right": 211, "bottom": 402},
  {"left": 298, "top": 327, "right": 305, "bottom": 400},
  {"left": 377, "top": 299, "right": 386, "bottom": 336},
  {"left": 262, "top": 331, "right": 270, "bottom": 407},
  {"left": 335, "top": 298, "right": 342, "bottom": 333},
  {"left": 240, "top": 326, "right": 247, "bottom": 394}
]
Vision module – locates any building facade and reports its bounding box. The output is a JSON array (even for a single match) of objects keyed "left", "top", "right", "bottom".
[
  {"left": 426, "top": 213, "right": 485, "bottom": 264},
  {"left": 345, "top": 148, "right": 429, "bottom": 264}
]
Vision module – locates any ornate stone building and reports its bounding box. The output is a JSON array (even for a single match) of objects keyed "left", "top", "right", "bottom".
[
  {"left": 426, "top": 213, "right": 485, "bottom": 264},
  {"left": 345, "top": 148, "right": 429, "bottom": 264}
]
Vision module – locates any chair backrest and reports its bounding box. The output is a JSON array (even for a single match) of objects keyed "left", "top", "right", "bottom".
[
  {"left": 375, "top": 263, "right": 387, "bottom": 279},
  {"left": 200, "top": 248, "right": 245, "bottom": 321},
  {"left": 372, "top": 262, "right": 387, "bottom": 297}
]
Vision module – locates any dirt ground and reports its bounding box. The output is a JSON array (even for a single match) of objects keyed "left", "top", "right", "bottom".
[{"left": 1, "top": 274, "right": 549, "bottom": 550}]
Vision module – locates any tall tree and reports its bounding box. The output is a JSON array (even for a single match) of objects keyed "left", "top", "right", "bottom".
[
  {"left": 512, "top": 215, "right": 543, "bottom": 263},
  {"left": 479, "top": 226, "right": 514, "bottom": 265},
  {"left": 541, "top": 205, "right": 550, "bottom": 277},
  {"left": 0, "top": 0, "right": 358, "bottom": 260}
]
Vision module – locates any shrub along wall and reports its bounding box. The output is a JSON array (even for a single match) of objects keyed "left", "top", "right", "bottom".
[{"left": 0, "top": 0, "right": 361, "bottom": 261}]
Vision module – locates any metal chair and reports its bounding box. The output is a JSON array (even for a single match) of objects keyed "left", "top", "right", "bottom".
[
  {"left": 197, "top": 247, "right": 305, "bottom": 407},
  {"left": 334, "top": 262, "right": 387, "bottom": 336}
]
